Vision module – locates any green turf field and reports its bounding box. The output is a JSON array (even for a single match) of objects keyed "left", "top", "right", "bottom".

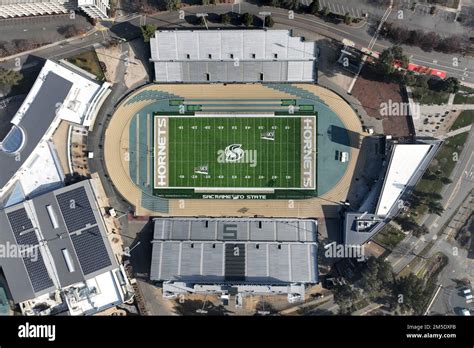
[{"left": 156, "top": 116, "right": 315, "bottom": 189}]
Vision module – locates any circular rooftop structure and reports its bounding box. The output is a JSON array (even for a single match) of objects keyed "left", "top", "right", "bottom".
[{"left": 0, "top": 125, "right": 25, "bottom": 155}]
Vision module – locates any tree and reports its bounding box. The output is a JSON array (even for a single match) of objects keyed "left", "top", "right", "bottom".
[
  {"left": 241, "top": 12, "right": 253, "bottom": 26},
  {"left": 377, "top": 45, "right": 409, "bottom": 75},
  {"left": 344, "top": 13, "right": 352, "bottom": 25},
  {"left": 165, "top": 0, "right": 181, "bottom": 11},
  {"left": 412, "top": 224, "right": 429, "bottom": 238},
  {"left": 0, "top": 68, "right": 23, "bottom": 87},
  {"left": 441, "top": 77, "right": 460, "bottom": 93},
  {"left": 440, "top": 177, "right": 452, "bottom": 184},
  {"left": 282, "top": 0, "right": 300, "bottom": 10},
  {"left": 360, "top": 257, "right": 394, "bottom": 300},
  {"left": 265, "top": 15, "right": 275, "bottom": 28},
  {"left": 220, "top": 13, "right": 231, "bottom": 24},
  {"left": 333, "top": 283, "right": 361, "bottom": 314},
  {"left": 140, "top": 24, "right": 157, "bottom": 43},
  {"left": 308, "top": 0, "right": 320, "bottom": 14},
  {"left": 322, "top": 6, "right": 330, "bottom": 16},
  {"left": 427, "top": 201, "right": 444, "bottom": 216},
  {"left": 393, "top": 274, "right": 426, "bottom": 314}
]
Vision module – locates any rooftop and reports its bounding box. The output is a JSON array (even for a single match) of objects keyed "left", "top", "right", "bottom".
[
  {"left": 151, "top": 217, "right": 318, "bottom": 284},
  {"left": 0, "top": 180, "right": 117, "bottom": 303}
]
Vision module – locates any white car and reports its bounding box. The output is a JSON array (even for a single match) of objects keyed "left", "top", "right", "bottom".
[
  {"left": 462, "top": 288, "right": 471, "bottom": 295},
  {"left": 461, "top": 309, "right": 471, "bottom": 316},
  {"left": 465, "top": 294, "right": 473, "bottom": 300}
]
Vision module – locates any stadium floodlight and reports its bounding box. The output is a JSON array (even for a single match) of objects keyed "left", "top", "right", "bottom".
[
  {"left": 123, "top": 241, "right": 141, "bottom": 257},
  {"left": 259, "top": 11, "right": 272, "bottom": 28},
  {"left": 196, "top": 13, "right": 209, "bottom": 30}
]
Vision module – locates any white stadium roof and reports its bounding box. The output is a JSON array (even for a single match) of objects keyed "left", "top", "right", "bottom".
[{"left": 150, "top": 30, "right": 318, "bottom": 83}]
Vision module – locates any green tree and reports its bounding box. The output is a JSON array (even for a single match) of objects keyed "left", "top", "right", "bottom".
[
  {"left": 198, "top": 16, "right": 206, "bottom": 26},
  {"left": 242, "top": 12, "right": 253, "bottom": 26},
  {"left": 427, "top": 201, "right": 444, "bottom": 216},
  {"left": 322, "top": 6, "right": 330, "bottom": 16},
  {"left": 220, "top": 13, "right": 231, "bottom": 24},
  {"left": 308, "top": 0, "right": 320, "bottom": 14},
  {"left": 165, "top": 0, "right": 181, "bottom": 11},
  {"left": 360, "top": 257, "right": 394, "bottom": 300},
  {"left": 378, "top": 45, "right": 409, "bottom": 75},
  {"left": 0, "top": 68, "right": 23, "bottom": 87},
  {"left": 282, "top": 0, "right": 300, "bottom": 10},
  {"left": 265, "top": 15, "right": 275, "bottom": 28},
  {"left": 140, "top": 24, "right": 157, "bottom": 43},
  {"left": 440, "top": 177, "right": 452, "bottom": 184},
  {"left": 393, "top": 274, "right": 426, "bottom": 314},
  {"left": 333, "top": 283, "right": 361, "bottom": 314},
  {"left": 344, "top": 13, "right": 352, "bottom": 25},
  {"left": 441, "top": 77, "right": 460, "bottom": 93}
]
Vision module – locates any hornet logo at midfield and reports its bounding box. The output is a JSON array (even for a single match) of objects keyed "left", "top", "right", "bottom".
[
  {"left": 224, "top": 144, "right": 245, "bottom": 162},
  {"left": 217, "top": 144, "right": 257, "bottom": 167}
]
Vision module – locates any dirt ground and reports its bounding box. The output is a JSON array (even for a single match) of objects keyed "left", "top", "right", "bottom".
[
  {"left": 95, "top": 44, "right": 122, "bottom": 83},
  {"left": 124, "top": 43, "right": 148, "bottom": 88},
  {"left": 352, "top": 66, "right": 414, "bottom": 137}
]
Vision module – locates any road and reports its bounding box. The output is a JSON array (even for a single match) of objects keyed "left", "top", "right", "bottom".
[
  {"left": 0, "top": 3, "right": 473, "bottom": 84},
  {"left": 387, "top": 128, "right": 474, "bottom": 274}
]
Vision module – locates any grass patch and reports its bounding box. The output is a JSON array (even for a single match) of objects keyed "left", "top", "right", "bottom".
[
  {"left": 66, "top": 50, "right": 105, "bottom": 81},
  {"left": 450, "top": 110, "right": 474, "bottom": 131},
  {"left": 411, "top": 87, "right": 450, "bottom": 105},
  {"left": 373, "top": 224, "right": 405, "bottom": 249},
  {"left": 412, "top": 132, "right": 469, "bottom": 218},
  {"left": 453, "top": 86, "right": 474, "bottom": 104}
]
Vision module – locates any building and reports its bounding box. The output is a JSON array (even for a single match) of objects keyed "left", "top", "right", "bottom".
[
  {"left": 0, "top": 0, "right": 109, "bottom": 19},
  {"left": 149, "top": 30, "right": 318, "bottom": 83},
  {"left": 77, "top": 0, "right": 108, "bottom": 19},
  {"left": 150, "top": 217, "right": 318, "bottom": 301},
  {"left": 343, "top": 138, "right": 442, "bottom": 246},
  {"left": 0, "top": 59, "right": 110, "bottom": 201},
  {"left": 0, "top": 180, "right": 133, "bottom": 315}
]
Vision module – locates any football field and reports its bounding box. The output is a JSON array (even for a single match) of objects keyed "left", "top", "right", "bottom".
[{"left": 154, "top": 115, "right": 316, "bottom": 190}]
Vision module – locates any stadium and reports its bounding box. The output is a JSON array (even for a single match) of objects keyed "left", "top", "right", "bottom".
[{"left": 104, "top": 83, "right": 363, "bottom": 217}]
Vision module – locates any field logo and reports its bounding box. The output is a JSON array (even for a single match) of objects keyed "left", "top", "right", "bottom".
[
  {"left": 217, "top": 144, "right": 257, "bottom": 167},
  {"left": 224, "top": 144, "right": 245, "bottom": 162}
]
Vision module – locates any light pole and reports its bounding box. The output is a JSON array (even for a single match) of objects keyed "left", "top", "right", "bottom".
[
  {"left": 196, "top": 13, "right": 209, "bottom": 30},
  {"left": 123, "top": 241, "right": 141, "bottom": 257},
  {"left": 196, "top": 293, "right": 209, "bottom": 314},
  {"left": 259, "top": 11, "right": 271, "bottom": 28}
]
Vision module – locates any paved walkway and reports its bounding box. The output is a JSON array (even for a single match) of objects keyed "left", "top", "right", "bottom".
[{"left": 443, "top": 125, "right": 472, "bottom": 139}]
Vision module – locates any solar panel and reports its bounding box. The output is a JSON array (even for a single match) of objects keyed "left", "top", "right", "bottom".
[
  {"left": 23, "top": 252, "right": 54, "bottom": 293},
  {"left": 7, "top": 208, "right": 33, "bottom": 234},
  {"left": 70, "top": 226, "right": 112, "bottom": 275},
  {"left": 56, "top": 187, "right": 97, "bottom": 233},
  {"left": 15, "top": 231, "right": 39, "bottom": 246}
]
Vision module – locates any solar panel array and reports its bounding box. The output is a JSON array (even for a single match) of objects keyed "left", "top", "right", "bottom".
[
  {"left": 56, "top": 187, "right": 96, "bottom": 232},
  {"left": 7, "top": 208, "right": 33, "bottom": 234},
  {"left": 70, "top": 226, "right": 112, "bottom": 275},
  {"left": 23, "top": 252, "right": 54, "bottom": 292},
  {"left": 15, "top": 231, "right": 39, "bottom": 246}
]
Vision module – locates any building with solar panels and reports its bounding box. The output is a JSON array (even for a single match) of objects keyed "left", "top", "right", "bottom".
[
  {"left": 150, "top": 217, "right": 318, "bottom": 302},
  {"left": 0, "top": 180, "right": 133, "bottom": 316}
]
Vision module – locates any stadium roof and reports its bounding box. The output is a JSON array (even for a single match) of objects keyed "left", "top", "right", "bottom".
[
  {"left": 0, "top": 180, "right": 117, "bottom": 303},
  {"left": 0, "top": 59, "right": 109, "bottom": 196},
  {"left": 150, "top": 218, "right": 318, "bottom": 284},
  {"left": 150, "top": 30, "right": 317, "bottom": 82},
  {"left": 375, "top": 143, "right": 433, "bottom": 216}
]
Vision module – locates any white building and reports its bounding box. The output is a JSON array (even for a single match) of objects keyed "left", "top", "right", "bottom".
[
  {"left": 0, "top": 0, "right": 109, "bottom": 19},
  {"left": 150, "top": 30, "right": 318, "bottom": 83},
  {"left": 0, "top": 59, "right": 110, "bottom": 200}
]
